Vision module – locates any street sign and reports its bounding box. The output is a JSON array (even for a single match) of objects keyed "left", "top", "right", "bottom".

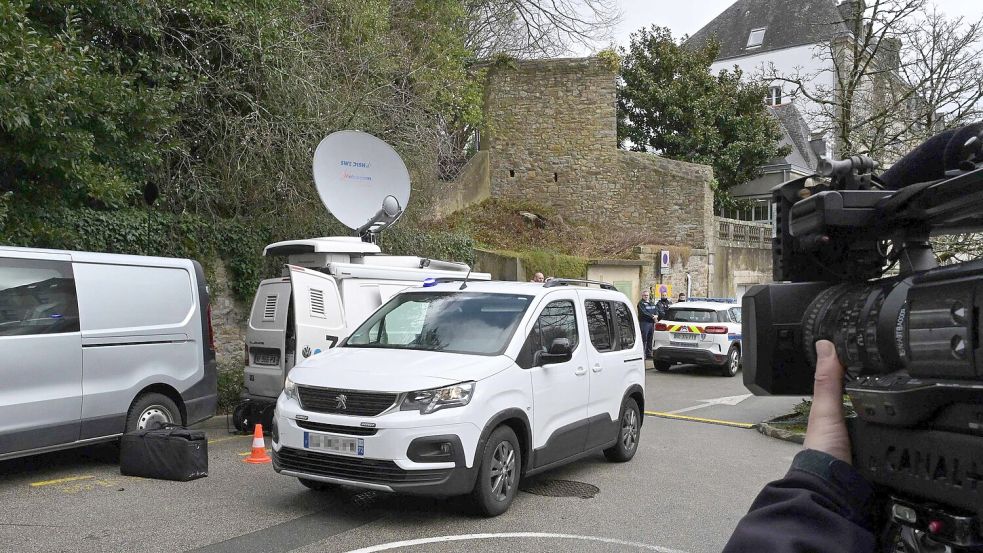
[
  {"left": 660, "top": 250, "right": 671, "bottom": 269},
  {"left": 655, "top": 283, "right": 673, "bottom": 298}
]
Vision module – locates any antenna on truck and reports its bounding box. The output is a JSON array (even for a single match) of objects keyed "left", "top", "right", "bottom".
[{"left": 312, "top": 130, "right": 411, "bottom": 244}]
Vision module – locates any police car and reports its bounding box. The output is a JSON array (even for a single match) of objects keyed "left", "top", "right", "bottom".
[{"left": 651, "top": 300, "right": 742, "bottom": 376}]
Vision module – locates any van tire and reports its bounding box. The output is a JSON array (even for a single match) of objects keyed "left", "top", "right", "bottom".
[
  {"left": 125, "top": 393, "right": 181, "bottom": 432},
  {"left": 604, "top": 397, "right": 640, "bottom": 462},
  {"left": 471, "top": 425, "right": 521, "bottom": 517}
]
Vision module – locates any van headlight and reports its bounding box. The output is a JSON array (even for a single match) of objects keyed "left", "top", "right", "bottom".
[
  {"left": 400, "top": 382, "right": 475, "bottom": 414},
  {"left": 283, "top": 375, "right": 297, "bottom": 400}
]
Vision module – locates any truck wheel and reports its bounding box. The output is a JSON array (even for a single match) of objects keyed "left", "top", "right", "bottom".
[
  {"left": 655, "top": 360, "right": 672, "bottom": 372},
  {"left": 471, "top": 425, "right": 521, "bottom": 517},
  {"left": 604, "top": 397, "right": 640, "bottom": 462},
  {"left": 721, "top": 347, "right": 741, "bottom": 377},
  {"left": 232, "top": 402, "right": 254, "bottom": 434},
  {"left": 126, "top": 393, "right": 181, "bottom": 432}
]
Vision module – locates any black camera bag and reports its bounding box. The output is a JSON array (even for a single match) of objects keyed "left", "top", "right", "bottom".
[{"left": 119, "top": 425, "right": 208, "bottom": 481}]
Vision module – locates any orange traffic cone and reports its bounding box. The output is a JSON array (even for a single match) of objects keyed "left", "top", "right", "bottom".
[{"left": 243, "top": 424, "right": 271, "bottom": 464}]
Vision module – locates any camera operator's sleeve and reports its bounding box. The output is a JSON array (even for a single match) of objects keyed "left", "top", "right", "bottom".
[{"left": 722, "top": 449, "right": 876, "bottom": 553}]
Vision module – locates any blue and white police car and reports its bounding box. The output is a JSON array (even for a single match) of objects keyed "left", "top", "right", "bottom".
[{"left": 651, "top": 300, "right": 742, "bottom": 377}]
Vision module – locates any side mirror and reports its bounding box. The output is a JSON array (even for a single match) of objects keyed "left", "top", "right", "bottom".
[{"left": 539, "top": 337, "right": 573, "bottom": 365}]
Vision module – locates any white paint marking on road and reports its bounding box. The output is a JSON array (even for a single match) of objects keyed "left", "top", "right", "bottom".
[
  {"left": 341, "top": 532, "right": 692, "bottom": 553},
  {"left": 666, "top": 393, "right": 752, "bottom": 415}
]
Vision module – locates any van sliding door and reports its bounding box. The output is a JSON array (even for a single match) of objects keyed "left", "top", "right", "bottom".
[{"left": 287, "top": 266, "right": 346, "bottom": 363}]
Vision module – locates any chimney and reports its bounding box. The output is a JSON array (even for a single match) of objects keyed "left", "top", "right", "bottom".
[
  {"left": 838, "top": 0, "right": 867, "bottom": 39},
  {"left": 877, "top": 37, "right": 901, "bottom": 70}
]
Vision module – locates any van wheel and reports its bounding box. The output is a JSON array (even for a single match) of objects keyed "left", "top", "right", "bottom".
[
  {"left": 604, "top": 398, "right": 640, "bottom": 462},
  {"left": 126, "top": 393, "right": 181, "bottom": 432},
  {"left": 655, "top": 360, "right": 672, "bottom": 372},
  {"left": 298, "top": 478, "right": 335, "bottom": 491},
  {"left": 721, "top": 347, "right": 741, "bottom": 377},
  {"left": 471, "top": 425, "right": 521, "bottom": 517}
]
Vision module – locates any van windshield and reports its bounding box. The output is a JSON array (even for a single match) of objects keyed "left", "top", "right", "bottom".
[{"left": 345, "top": 292, "right": 532, "bottom": 356}]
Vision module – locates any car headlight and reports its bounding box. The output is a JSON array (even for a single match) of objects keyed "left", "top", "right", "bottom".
[
  {"left": 283, "top": 375, "right": 297, "bottom": 400},
  {"left": 400, "top": 382, "right": 475, "bottom": 414}
]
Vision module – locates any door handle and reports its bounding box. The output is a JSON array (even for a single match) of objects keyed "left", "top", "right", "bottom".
[
  {"left": 574, "top": 366, "right": 587, "bottom": 376},
  {"left": 592, "top": 364, "right": 603, "bottom": 373}
]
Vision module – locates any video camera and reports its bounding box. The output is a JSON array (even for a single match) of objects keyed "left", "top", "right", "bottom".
[{"left": 743, "top": 122, "right": 983, "bottom": 550}]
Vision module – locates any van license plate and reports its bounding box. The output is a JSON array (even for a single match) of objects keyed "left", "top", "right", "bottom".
[
  {"left": 304, "top": 433, "right": 364, "bottom": 456},
  {"left": 254, "top": 352, "right": 279, "bottom": 366}
]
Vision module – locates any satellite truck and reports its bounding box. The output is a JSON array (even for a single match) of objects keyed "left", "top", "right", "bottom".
[{"left": 234, "top": 131, "right": 490, "bottom": 431}]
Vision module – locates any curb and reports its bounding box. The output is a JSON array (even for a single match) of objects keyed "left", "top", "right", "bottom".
[{"left": 756, "top": 422, "right": 805, "bottom": 444}]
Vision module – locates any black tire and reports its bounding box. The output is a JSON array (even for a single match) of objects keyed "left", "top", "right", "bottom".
[
  {"left": 125, "top": 392, "right": 181, "bottom": 433},
  {"left": 721, "top": 346, "right": 741, "bottom": 377},
  {"left": 232, "top": 402, "right": 253, "bottom": 434},
  {"left": 604, "top": 398, "right": 641, "bottom": 462},
  {"left": 654, "top": 360, "right": 672, "bottom": 372},
  {"left": 471, "top": 425, "right": 521, "bottom": 517},
  {"left": 298, "top": 478, "right": 334, "bottom": 491}
]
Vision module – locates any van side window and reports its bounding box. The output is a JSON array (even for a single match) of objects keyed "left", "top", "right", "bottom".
[
  {"left": 614, "top": 302, "right": 636, "bottom": 350},
  {"left": 519, "top": 300, "right": 578, "bottom": 368},
  {"left": 0, "top": 258, "right": 80, "bottom": 336},
  {"left": 585, "top": 300, "right": 614, "bottom": 352}
]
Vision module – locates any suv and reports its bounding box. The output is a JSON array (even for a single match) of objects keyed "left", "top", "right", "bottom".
[
  {"left": 272, "top": 279, "right": 645, "bottom": 516},
  {"left": 651, "top": 301, "right": 742, "bottom": 376}
]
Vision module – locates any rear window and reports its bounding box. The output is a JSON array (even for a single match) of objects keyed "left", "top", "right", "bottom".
[{"left": 665, "top": 308, "right": 719, "bottom": 323}]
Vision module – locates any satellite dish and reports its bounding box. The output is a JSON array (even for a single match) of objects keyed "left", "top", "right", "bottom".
[{"left": 313, "top": 131, "right": 410, "bottom": 239}]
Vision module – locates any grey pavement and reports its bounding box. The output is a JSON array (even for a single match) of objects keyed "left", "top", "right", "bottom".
[{"left": 0, "top": 366, "right": 805, "bottom": 552}]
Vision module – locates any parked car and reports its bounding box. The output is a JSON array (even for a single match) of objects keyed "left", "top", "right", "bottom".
[
  {"left": 651, "top": 300, "right": 742, "bottom": 376},
  {"left": 272, "top": 278, "right": 645, "bottom": 516},
  {"left": 0, "top": 246, "right": 217, "bottom": 461}
]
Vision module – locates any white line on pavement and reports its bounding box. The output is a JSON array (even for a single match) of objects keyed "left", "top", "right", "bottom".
[
  {"left": 342, "top": 532, "right": 692, "bottom": 553},
  {"left": 666, "top": 393, "right": 752, "bottom": 415}
]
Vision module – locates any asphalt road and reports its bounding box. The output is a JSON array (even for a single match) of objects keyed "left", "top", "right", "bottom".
[{"left": 0, "top": 366, "right": 805, "bottom": 553}]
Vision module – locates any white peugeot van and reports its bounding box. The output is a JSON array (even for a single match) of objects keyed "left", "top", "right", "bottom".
[
  {"left": 0, "top": 246, "right": 217, "bottom": 460},
  {"left": 272, "top": 278, "right": 645, "bottom": 516}
]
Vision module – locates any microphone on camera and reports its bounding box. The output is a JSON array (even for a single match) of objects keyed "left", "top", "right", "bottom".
[{"left": 879, "top": 122, "right": 983, "bottom": 190}]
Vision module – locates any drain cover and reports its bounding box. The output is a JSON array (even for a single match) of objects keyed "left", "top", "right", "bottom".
[{"left": 520, "top": 479, "right": 599, "bottom": 499}]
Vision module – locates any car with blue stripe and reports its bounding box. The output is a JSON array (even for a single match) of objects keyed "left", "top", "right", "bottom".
[{"left": 650, "top": 300, "right": 742, "bottom": 377}]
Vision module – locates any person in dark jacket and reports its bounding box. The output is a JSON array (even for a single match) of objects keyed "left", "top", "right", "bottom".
[
  {"left": 723, "top": 340, "right": 877, "bottom": 553},
  {"left": 637, "top": 290, "right": 658, "bottom": 359},
  {"left": 654, "top": 294, "right": 671, "bottom": 321}
]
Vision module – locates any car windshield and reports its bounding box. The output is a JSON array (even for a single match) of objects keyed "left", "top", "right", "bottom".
[
  {"left": 344, "top": 291, "right": 533, "bottom": 356},
  {"left": 666, "top": 308, "right": 718, "bottom": 323}
]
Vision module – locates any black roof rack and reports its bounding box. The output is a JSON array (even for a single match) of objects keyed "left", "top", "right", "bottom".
[{"left": 543, "top": 278, "right": 617, "bottom": 291}]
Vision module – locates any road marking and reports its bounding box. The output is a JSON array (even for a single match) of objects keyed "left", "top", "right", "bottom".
[
  {"left": 644, "top": 411, "right": 755, "bottom": 429},
  {"left": 666, "top": 393, "right": 752, "bottom": 415},
  {"left": 207, "top": 436, "right": 247, "bottom": 445},
  {"left": 342, "top": 532, "right": 691, "bottom": 553},
  {"left": 30, "top": 475, "right": 95, "bottom": 487}
]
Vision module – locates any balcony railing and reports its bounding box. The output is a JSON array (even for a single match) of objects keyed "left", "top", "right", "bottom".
[{"left": 716, "top": 217, "right": 771, "bottom": 249}]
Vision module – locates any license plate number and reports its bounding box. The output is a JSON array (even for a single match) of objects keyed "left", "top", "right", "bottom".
[
  {"left": 672, "top": 332, "right": 698, "bottom": 341},
  {"left": 304, "top": 433, "right": 364, "bottom": 456},
  {"left": 254, "top": 352, "right": 279, "bottom": 366},
  {"left": 670, "top": 341, "right": 698, "bottom": 348}
]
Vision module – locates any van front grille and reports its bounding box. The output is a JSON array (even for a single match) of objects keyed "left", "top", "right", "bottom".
[
  {"left": 297, "top": 387, "right": 398, "bottom": 417},
  {"left": 274, "top": 447, "right": 449, "bottom": 484},
  {"left": 295, "top": 420, "right": 378, "bottom": 436}
]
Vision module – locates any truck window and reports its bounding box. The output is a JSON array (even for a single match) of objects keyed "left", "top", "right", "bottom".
[
  {"left": 585, "top": 300, "right": 614, "bottom": 352},
  {"left": 518, "top": 300, "right": 579, "bottom": 368},
  {"left": 614, "top": 302, "right": 636, "bottom": 350},
  {"left": 0, "top": 258, "right": 79, "bottom": 336}
]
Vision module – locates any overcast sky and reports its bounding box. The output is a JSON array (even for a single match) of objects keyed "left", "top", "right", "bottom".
[{"left": 595, "top": 0, "right": 982, "bottom": 52}]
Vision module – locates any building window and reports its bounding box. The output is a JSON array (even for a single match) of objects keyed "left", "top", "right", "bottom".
[
  {"left": 765, "top": 85, "right": 782, "bottom": 106},
  {"left": 746, "top": 27, "right": 766, "bottom": 48}
]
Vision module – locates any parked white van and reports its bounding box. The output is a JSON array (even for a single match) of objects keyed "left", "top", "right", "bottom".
[
  {"left": 0, "top": 246, "right": 217, "bottom": 460},
  {"left": 237, "top": 236, "right": 489, "bottom": 431},
  {"left": 272, "top": 278, "right": 645, "bottom": 516}
]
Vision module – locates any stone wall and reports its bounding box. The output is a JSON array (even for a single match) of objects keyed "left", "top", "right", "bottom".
[
  {"left": 482, "top": 57, "right": 715, "bottom": 247},
  {"left": 207, "top": 260, "right": 248, "bottom": 370},
  {"left": 712, "top": 218, "right": 773, "bottom": 299},
  {"left": 432, "top": 151, "right": 491, "bottom": 218}
]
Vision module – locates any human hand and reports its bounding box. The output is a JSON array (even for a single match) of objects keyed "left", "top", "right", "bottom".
[{"left": 803, "top": 340, "right": 851, "bottom": 464}]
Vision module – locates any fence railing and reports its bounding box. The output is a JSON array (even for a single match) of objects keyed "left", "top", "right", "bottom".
[{"left": 716, "top": 217, "right": 771, "bottom": 248}]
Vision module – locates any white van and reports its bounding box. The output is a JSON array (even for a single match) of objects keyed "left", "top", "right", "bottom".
[
  {"left": 272, "top": 279, "right": 645, "bottom": 516},
  {"left": 237, "top": 237, "right": 489, "bottom": 430},
  {"left": 0, "top": 246, "right": 217, "bottom": 460}
]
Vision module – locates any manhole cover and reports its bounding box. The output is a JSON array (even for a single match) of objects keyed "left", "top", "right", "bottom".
[{"left": 520, "top": 479, "right": 599, "bottom": 498}]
